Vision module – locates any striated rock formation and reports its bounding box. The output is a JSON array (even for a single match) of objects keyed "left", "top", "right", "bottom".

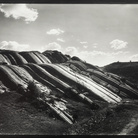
[{"left": 0, "top": 49, "right": 138, "bottom": 124}]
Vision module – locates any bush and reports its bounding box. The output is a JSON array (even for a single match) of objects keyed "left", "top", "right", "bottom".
[{"left": 27, "top": 80, "right": 42, "bottom": 98}]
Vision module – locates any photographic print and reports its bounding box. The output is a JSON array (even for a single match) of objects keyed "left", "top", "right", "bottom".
[{"left": 0, "top": 3, "right": 138, "bottom": 135}]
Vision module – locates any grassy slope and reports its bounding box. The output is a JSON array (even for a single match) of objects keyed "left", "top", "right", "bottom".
[
  {"left": 0, "top": 91, "right": 98, "bottom": 135},
  {"left": 103, "top": 62, "right": 138, "bottom": 84},
  {"left": 0, "top": 91, "right": 138, "bottom": 135},
  {"left": 65, "top": 99, "right": 138, "bottom": 135},
  {"left": 0, "top": 92, "right": 72, "bottom": 135}
]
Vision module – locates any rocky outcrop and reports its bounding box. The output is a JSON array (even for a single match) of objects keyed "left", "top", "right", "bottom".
[
  {"left": 0, "top": 50, "right": 138, "bottom": 124},
  {"left": 43, "top": 50, "right": 69, "bottom": 63}
]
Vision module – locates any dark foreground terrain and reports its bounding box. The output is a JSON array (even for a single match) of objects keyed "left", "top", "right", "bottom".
[{"left": 0, "top": 91, "right": 138, "bottom": 135}]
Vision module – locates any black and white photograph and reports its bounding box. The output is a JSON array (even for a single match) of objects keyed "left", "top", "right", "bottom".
[{"left": 0, "top": 3, "right": 138, "bottom": 135}]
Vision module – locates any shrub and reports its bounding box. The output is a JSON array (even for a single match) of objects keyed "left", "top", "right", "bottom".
[{"left": 27, "top": 80, "right": 42, "bottom": 98}]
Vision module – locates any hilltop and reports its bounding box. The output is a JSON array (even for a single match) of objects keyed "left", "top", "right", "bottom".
[{"left": 0, "top": 50, "right": 138, "bottom": 135}]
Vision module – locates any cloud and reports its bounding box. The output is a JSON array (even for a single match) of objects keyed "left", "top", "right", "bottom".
[
  {"left": 46, "top": 28, "right": 64, "bottom": 35},
  {"left": 83, "top": 45, "right": 88, "bottom": 48},
  {"left": 57, "top": 38, "right": 65, "bottom": 42},
  {"left": 111, "top": 51, "right": 129, "bottom": 56},
  {"left": 77, "top": 50, "right": 129, "bottom": 66},
  {"left": 110, "top": 39, "right": 128, "bottom": 50},
  {"left": 0, "top": 4, "right": 38, "bottom": 23},
  {"left": 129, "top": 54, "right": 138, "bottom": 61},
  {"left": 64, "top": 46, "right": 129, "bottom": 66},
  {"left": 65, "top": 47, "right": 110, "bottom": 57},
  {"left": 93, "top": 43, "right": 98, "bottom": 48},
  {"left": 80, "top": 41, "right": 88, "bottom": 44},
  {"left": 64, "top": 47, "right": 111, "bottom": 65},
  {"left": 65, "top": 47, "right": 78, "bottom": 56},
  {"left": 0, "top": 41, "right": 30, "bottom": 51},
  {"left": 44, "top": 42, "right": 61, "bottom": 51},
  {"left": 64, "top": 46, "right": 129, "bottom": 58},
  {"left": 80, "top": 42, "right": 88, "bottom": 48}
]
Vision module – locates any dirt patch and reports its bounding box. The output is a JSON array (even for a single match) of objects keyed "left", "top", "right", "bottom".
[{"left": 119, "top": 114, "right": 138, "bottom": 135}]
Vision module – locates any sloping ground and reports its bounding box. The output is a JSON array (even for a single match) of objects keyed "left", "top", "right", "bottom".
[
  {"left": 0, "top": 50, "right": 28, "bottom": 65},
  {"left": 0, "top": 92, "right": 71, "bottom": 135},
  {"left": 0, "top": 64, "right": 99, "bottom": 124},
  {"left": 43, "top": 50, "right": 69, "bottom": 63},
  {"left": 63, "top": 60, "right": 138, "bottom": 99},
  {"left": 19, "top": 51, "right": 49, "bottom": 64},
  {"left": 0, "top": 92, "right": 137, "bottom": 135},
  {"left": 0, "top": 50, "right": 138, "bottom": 134},
  {"left": 103, "top": 61, "right": 138, "bottom": 85},
  {"left": 65, "top": 99, "right": 138, "bottom": 135},
  {"left": 119, "top": 113, "right": 138, "bottom": 135}
]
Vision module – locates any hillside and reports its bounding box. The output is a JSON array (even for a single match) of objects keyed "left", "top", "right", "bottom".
[
  {"left": 0, "top": 50, "right": 138, "bottom": 135},
  {"left": 103, "top": 61, "right": 138, "bottom": 85}
]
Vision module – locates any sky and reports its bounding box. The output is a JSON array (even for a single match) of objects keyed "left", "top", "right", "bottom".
[{"left": 0, "top": 4, "right": 138, "bottom": 66}]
